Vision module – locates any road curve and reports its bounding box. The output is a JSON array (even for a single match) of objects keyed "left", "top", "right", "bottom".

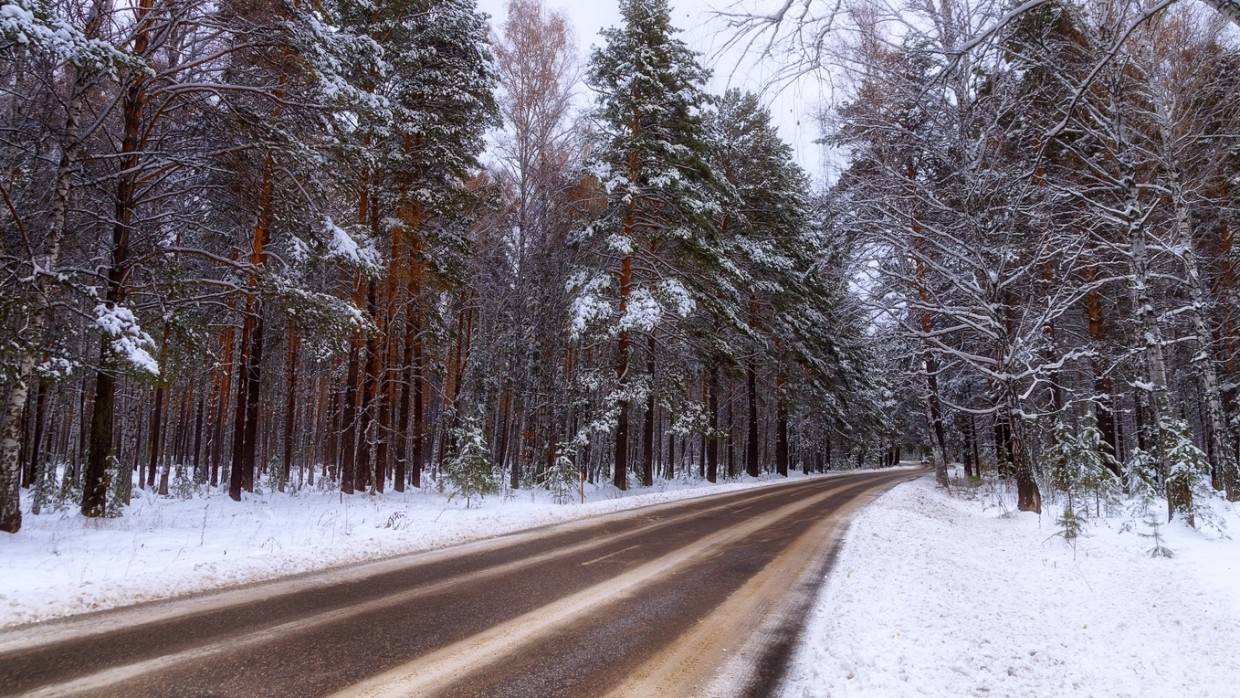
[{"left": 1, "top": 468, "right": 922, "bottom": 698}]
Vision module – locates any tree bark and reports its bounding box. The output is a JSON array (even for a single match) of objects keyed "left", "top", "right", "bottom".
[
  {"left": 148, "top": 323, "right": 170, "bottom": 492},
  {"left": 340, "top": 275, "right": 365, "bottom": 495},
  {"left": 83, "top": 0, "right": 153, "bottom": 518},
  {"left": 641, "top": 335, "right": 656, "bottom": 487},
  {"left": 357, "top": 279, "right": 380, "bottom": 492},
  {"left": 24, "top": 378, "right": 48, "bottom": 489},
  {"left": 613, "top": 251, "right": 633, "bottom": 491},
  {"left": 191, "top": 391, "right": 205, "bottom": 482},
  {"left": 1084, "top": 270, "right": 1121, "bottom": 473},
  {"left": 1173, "top": 184, "right": 1237, "bottom": 497},
  {"left": 280, "top": 320, "right": 300, "bottom": 492},
  {"left": 209, "top": 323, "right": 235, "bottom": 488},
  {"left": 776, "top": 367, "right": 789, "bottom": 477},
  {"left": 707, "top": 364, "right": 719, "bottom": 483},
  {"left": 228, "top": 148, "right": 276, "bottom": 502},
  {"left": 746, "top": 357, "right": 759, "bottom": 477}
]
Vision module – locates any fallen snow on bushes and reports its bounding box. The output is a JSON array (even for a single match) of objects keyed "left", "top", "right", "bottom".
[
  {"left": 3, "top": 470, "right": 819, "bottom": 628},
  {"left": 782, "top": 474, "right": 1240, "bottom": 698}
]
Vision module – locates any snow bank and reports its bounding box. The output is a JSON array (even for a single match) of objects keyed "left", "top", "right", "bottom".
[
  {"left": 782, "top": 475, "right": 1240, "bottom": 698},
  {"left": 3, "top": 470, "right": 819, "bottom": 628}
]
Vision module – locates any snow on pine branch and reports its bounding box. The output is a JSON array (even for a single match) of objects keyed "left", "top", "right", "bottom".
[
  {"left": 94, "top": 304, "right": 159, "bottom": 376},
  {"left": 323, "top": 217, "right": 381, "bottom": 270},
  {"left": 1, "top": 0, "right": 136, "bottom": 72}
]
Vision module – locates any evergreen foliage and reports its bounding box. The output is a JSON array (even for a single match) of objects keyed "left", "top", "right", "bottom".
[
  {"left": 444, "top": 417, "right": 498, "bottom": 507},
  {"left": 1044, "top": 415, "right": 1121, "bottom": 540}
]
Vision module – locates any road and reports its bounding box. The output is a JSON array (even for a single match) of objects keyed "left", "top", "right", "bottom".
[{"left": 0, "top": 468, "right": 921, "bottom": 698}]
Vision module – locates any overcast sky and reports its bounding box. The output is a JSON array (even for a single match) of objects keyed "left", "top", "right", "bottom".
[{"left": 475, "top": 0, "right": 833, "bottom": 179}]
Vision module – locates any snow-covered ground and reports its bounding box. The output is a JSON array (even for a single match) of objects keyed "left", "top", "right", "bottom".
[
  {"left": 782, "top": 473, "right": 1240, "bottom": 698},
  {"left": 2, "top": 470, "right": 818, "bottom": 628}
]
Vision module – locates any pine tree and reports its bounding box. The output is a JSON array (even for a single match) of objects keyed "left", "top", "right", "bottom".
[
  {"left": 329, "top": 0, "right": 498, "bottom": 493},
  {"left": 543, "top": 443, "right": 580, "bottom": 504},
  {"left": 572, "top": 0, "right": 730, "bottom": 490},
  {"left": 706, "top": 89, "right": 871, "bottom": 478},
  {"left": 1043, "top": 414, "right": 1120, "bottom": 539},
  {"left": 1161, "top": 418, "right": 1217, "bottom": 530},
  {"left": 444, "top": 416, "right": 498, "bottom": 507}
]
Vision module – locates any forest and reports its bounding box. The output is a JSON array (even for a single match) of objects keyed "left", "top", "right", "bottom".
[{"left": 1, "top": 0, "right": 1238, "bottom": 538}]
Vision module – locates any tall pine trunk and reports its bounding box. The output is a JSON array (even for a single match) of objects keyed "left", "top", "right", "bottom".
[
  {"left": 357, "top": 279, "right": 380, "bottom": 492},
  {"left": 775, "top": 367, "right": 788, "bottom": 478},
  {"left": 1085, "top": 271, "right": 1120, "bottom": 472},
  {"left": 641, "top": 335, "right": 655, "bottom": 487},
  {"left": 148, "top": 324, "right": 170, "bottom": 492},
  {"left": 84, "top": 3, "right": 153, "bottom": 516},
  {"left": 706, "top": 364, "right": 718, "bottom": 483},
  {"left": 280, "top": 320, "right": 300, "bottom": 492},
  {"left": 209, "top": 323, "right": 235, "bottom": 488},
  {"left": 746, "top": 357, "right": 759, "bottom": 477},
  {"left": 228, "top": 150, "right": 277, "bottom": 502},
  {"left": 1173, "top": 183, "right": 1237, "bottom": 497},
  {"left": 613, "top": 252, "right": 633, "bottom": 491}
]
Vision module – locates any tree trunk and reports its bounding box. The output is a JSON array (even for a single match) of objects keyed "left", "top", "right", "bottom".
[
  {"left": 641, "top": 335, "right": 656, "bottom": 487},
  {"left": 613, "top": 252, "right": 633, "bottom": 491},
  {"left": 1174, "top": 184, "right": 1237, "bottom": 497},
  {"left": 83, "top": 0, "right": 153, "bottom": 517},
  {"left": 776, "top": 368, "right": 788, "bottom": 477},
  {"left": 411, "top": 307, "right": 425, "bottom": 489},
  {"left": 191, "top": 391, "right": 205, "bottom": 482},
  {"left": 1126, "top": 181, "right": 1176, "bottom": 516},
  {"left": 395, "top": 310, "right": 419, "bottom": 493},
  {"left": 911, "top": 198, "right": 950, "bottom": 487},
  {"left": 239, "top": 312, "right": 266, "bottom": 493},
  {"left": 373, "top": 212, "right": 404, "bottom": 494},
  {"left": 148, "top": 323, "right": 170, "bottom": 491},
  {"left": 1006, "top": 388, "right": 1041, "bottom": 513},
  {"left": 1084, "top": 270, "right": 1121, "bottom": 473},
  {"left": 357, "top": 279, "right": 380, "bottom": 492},
  {"left": 280, "top": 320, "right": 300, "bottom": 492},
  {"left": 959, "top": 414, "right": 975, "bottom": 479},
  {"left": 25, "top": 378, "right": 48, "bottom": 489},
  {"left": 746, "top": 357, "right": 759, "bottom": 477},
  {"left": 707, "top": 364, "right": 719, "bottom": 483},
  {"left": 340, "top": 276, "right": 365, "bottom": 495}
]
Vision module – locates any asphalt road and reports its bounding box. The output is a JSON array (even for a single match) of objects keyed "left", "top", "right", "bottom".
[{"left": 0, "top": 468, "right": 921, "bottom": 698}]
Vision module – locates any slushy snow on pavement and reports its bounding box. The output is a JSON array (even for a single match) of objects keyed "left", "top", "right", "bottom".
[{"left": 3, "top": 470, "right": 819, "bottom": 628}]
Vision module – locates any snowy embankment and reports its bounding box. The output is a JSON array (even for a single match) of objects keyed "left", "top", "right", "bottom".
[
  {"left": 3, "top": 470, "right": 818, "bottom": 628},
  {"left": 783, "top": 473, "right": 1240, "bottom": 698}
]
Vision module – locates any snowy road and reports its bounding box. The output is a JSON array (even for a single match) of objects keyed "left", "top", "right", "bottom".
[{"left": 0, "top": 469, "right": 921, "bottom": 697}]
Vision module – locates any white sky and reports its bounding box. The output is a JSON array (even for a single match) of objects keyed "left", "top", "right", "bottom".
[{"left": 476, "top": 0, "right": 833, "bottom": 180}]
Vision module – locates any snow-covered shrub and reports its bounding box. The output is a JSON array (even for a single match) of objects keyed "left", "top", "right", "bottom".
[
  {"left": 29, "top": 459, "right": 59, "bottom": 515},
  {"left": 1122, "top": 447, "right": 1161, "bottom": 517},
  {"left": 172, "top": 466, "right": 195, "bottom": 499},
  {"left": 1042, "top": 414, "right": 1120, "bottom": 540},
  {"left": 543, "top": 444, "right": 580, "bottom": 504},
  {"left": 443, "top": 417, "right": 497, "bottom": 507},
  {"left": 1138, "top": 510, "right": 1176, "bottom": 559},
  {"left": 381, "top": 511, "right": 410, "bottom": 531},
  {"left": 1119, "top": 446, "right": 1174, "bottom": 555},
  {"left": 58, "top": 466, "right": 83, "bottom": 510},
  {"left": 1160, "top": 418, "right": 1220, "bottom": 531}
]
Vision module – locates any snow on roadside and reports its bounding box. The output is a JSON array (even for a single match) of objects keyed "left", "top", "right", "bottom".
[
  {"left": 3, "top": 470, "right": 821, "bottom": 628},
  {"left": 781, "top": 475, "right": 1240, "bottom": 698}
]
